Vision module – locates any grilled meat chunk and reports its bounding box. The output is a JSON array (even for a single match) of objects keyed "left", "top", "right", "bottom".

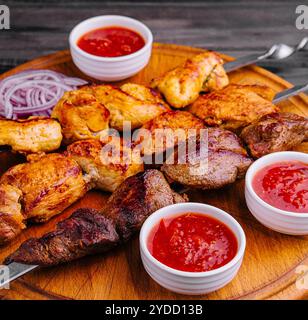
[
  {"left": 0, "top": 184, "right": 24, "bottom": 245},
  {"left": 52, "top": 90, "right": 110, "bottom": 145},
  {"left": 188, "top": 84, "right": 278, "bottom": 131},
  {"left": 5, "top": 209, "right": 119, "bottom": 266},
  {"left": 151, "top": 52, "right": 229, "bottom": 108},
  {"left": 5, "top": 170, "right": 187, "bottom": 266},
  {"left": 0, "top": 117, "right": 62, "bottom": 154},
  {"left": 0, "top": 153, "right": 88, "bottom": 244},
  {"left": 162, "top": 128, "right": 253, "bottom": 189},
  {"left": 241, "top": 112, "right": 308, "bottom": 158},
  {"left": 66, "top": 137, "right": 144, "bottom": 192},
  {"left": 82, "top": 83, "right": 170, "bottom": 131},
  {"left": 134, "top": 110, "right": 205, "bottom": 157}
]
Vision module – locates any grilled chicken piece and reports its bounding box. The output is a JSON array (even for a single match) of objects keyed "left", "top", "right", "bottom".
[
  {"left": 82, "top": 83, "right": 170, "bottom": 131},
  {"left": 241, "top": 112, "right": 308, "bottom": 158},
  {"left": 162, "top": 128, "right": 253, "bottom": 189},
  {"left": 151, "top": 52, "right": 229, "bottom": 108},
  {"left": 0, "top": 117, "right": 62, "bottom": 154},
  {"left": 5, "top": 170, "right": 188, "bottom": 266},
  {"left": 0, "top": 184, "right": 24, "bottom": 245},
  {"left": 66, "top": 137, "right": 144, "bottom": 192},
  {"left": 134, "top": 110, "right": 206, "bottom": 157},
  {"left": 0, "top": 153, "right": 88, "bottom": 244},
  {"left": 52, "top": 90, "right": 110, "bottom": 145},
  {"left": 188, "top": 84, "right": 278, "bottom": 131}
]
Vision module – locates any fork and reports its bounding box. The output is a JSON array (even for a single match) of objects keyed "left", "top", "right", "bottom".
[{"left": 224, "top": 37, "right": 308, "bottom": 72}]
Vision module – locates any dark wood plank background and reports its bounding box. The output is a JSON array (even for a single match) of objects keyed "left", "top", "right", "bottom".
[{"left": 0, "top": 0, "right": 307, "bottom": 84}]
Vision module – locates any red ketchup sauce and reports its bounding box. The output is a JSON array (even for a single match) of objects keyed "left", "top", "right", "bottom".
[
  {"left": 77, "top": 26, "right": 145, "bottom": 57},
  {"left": 253, "top": 161, "right": 308, "bottom": 213},
  {"left": 147, "top": 213, "right": 238, "bottom": 272}
]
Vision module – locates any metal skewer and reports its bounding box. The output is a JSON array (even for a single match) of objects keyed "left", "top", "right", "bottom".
[{"left": 224, "top": 37, "right": 308, "bottom": 72}]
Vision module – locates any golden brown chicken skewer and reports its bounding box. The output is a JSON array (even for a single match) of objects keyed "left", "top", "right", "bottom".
[
  {"left": 0, "top": 138, "right": 143, "bottom": 244},
  {"left": 0, "top": 117, "right": 62, "bottom": 154},
  {"left": 151, "top": 52, "right": 229, "bottom": 108},
  {"left": 187, "top": 84, "right": 278, "bottom": 131}
]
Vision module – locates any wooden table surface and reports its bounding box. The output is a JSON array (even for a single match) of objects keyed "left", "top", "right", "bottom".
[{"left": 0, "top": 0, "right": 307, "bottom": 84}]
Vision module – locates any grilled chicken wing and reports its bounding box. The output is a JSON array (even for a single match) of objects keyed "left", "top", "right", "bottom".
[
  {"left": 52, "top": 90, "right": 110, "bottom": 145},
  {"left": 134, "top": 110, "right": 205, "bottom": 157},
  {"left": 151, "top": 52, "right": 229, "bottom": 108},
  {"left": 66, "top": 137, "right": 144, "bottom": 192},
  {"left": 81, "top": 83, "right": 170, "bottom": 131},
  {"left": 5, "top": 170, "right": 188, "bottom": 266},
  {"left": 188, "top": 84, "right": 278, "bottom": 131},
  {"left": 162, "top": 128, "right": 253, "bottom": 189},
  {"left": 0, "top": 153, "right": 88, "bottom": 244},
  {"left": 241, "top": 112, "right": 308, "bottom": 158},
  {"left": 0, "top": 117, "right": 62, "bottom": 154}
]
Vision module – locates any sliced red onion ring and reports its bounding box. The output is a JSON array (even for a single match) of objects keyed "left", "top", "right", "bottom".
[{"left": 0, "top": 70, "right": 87, "bottom": 119}]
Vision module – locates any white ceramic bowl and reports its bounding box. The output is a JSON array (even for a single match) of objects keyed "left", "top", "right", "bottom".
[
  {"left": 139, "top": 202, "right": 246, "bottom": 295},
  {"left": 69, "top": 15, "right": 153, "bottom": 81},
  {"left": 245, "top": 151, "right": 308, "bottom": 235}
]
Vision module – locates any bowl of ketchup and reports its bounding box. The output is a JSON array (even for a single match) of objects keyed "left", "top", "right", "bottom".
[
  {"left": 139, "top": 202, "right": 246, "bottom": 295},
  {"left": 245, "top": 151, "right": 308, "bottom": 235},
  {"left": 69, "top": 15, "right": 153, "bottom": 81}
]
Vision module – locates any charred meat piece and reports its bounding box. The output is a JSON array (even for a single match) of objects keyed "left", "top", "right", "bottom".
[
  {"left": 162, "top": 128, "right": 253, "bottom": 189},
  {"left": 188, "top": 84, "right": 278, "bottom": 131},
  {"left": 0, "top": 117, "right": 62, "bottom": 154},
  {"left": 5, "top": 170, "right": 187, "bottom": 266},
  {"left": 66, "top": 137, "right": 144, "bottom": 192},
  {"left": 241, "top": 112, "right": 308, "bottom": 158},
  {"left": 103, "top": 169, "right": 187, "bottom": 241},
  {"left": 5, "top": 209, "right": 119, "bottom": 266},
  {"left": 151, "top": 52, "right": 229, "bottom": 108}
]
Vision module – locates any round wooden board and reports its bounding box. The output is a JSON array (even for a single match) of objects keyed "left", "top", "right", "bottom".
[{"left": 0, "top": 43, "right": 307, "bottom": 300}]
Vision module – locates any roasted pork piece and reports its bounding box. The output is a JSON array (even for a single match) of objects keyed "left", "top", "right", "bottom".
[
  {"left": 162, "top": 128, "right": 253, "bottom": 189},
  {"left": 241, "top": 112, "right": 308, "bottom": 158},
  {"left": 66, "top": 137, "right": 144, "bottom": 192},
  {"left": 5, "top": 170, "right": 187, "bottom": 266},
  {"left": 0, "top": 153, "right": 88, "bottom": 244},
  {"left": 0, "top": 117, "right": 62, "bottom": 154},
  {"left": 52, "top": 90, "right": 110, "bottom": 145},
  {"left": 188, "top": 84, "right": 278, "bottom": 131},
  {"left": 151, "top": 52, "right": 229, "bottom": 108},
  {"left": 133, "top": 110, "right": 205, "bottom": 157}
]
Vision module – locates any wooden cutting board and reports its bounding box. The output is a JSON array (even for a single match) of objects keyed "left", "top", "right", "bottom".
[{"left": 0, "top": 43, "right": 307, "bottom": 300}]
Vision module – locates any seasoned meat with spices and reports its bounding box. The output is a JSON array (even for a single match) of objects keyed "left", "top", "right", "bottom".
[
  {"left": 82, "top": 83, "right": 170, "bottom": 131},
  {"left": 0, "top": 153, "right": 88, "bottom": 244},
  {"left": 5, "top": 170, "right": 187, "bottom": 266},
  {"left": 0, "top": 117, "right": 62, "bottom": 154},
  {"left": 241, "top": 112, "right": 308, "bottom": 158},
  {"left": 151, "top": 52, "right": 229, "bottom": 108},
  {"left": 188, "top": 84, "right": 278, "bottom": 131},
  {"left": 162, "top": 128, "right": 253, "bottom": 189},
  {"left": 133, "top": 110, "right": 205, "bottom": 157},
  {"left": 5, "top": 209, "right": 119, "bottom": 266},
  {"left": 66, "top": 137, "right": 144, "bottom": 192},
  {"left": 52, "top": 90, "right": 110, "bottom": 145}
]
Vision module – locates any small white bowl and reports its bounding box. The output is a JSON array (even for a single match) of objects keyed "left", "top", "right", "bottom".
[
  {"left": 245, "top": 151, "right": 308, "bottom": 235},
  {"left": 69, "top": 15, "right": 153, "bottom": 81},
  {"left": 139, "top": 202, "right": 246, "bottom": 295}
]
